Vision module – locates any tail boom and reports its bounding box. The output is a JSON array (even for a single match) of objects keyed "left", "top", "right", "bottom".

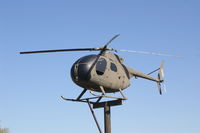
[{"left": 126, "top": 61, "right": 165, "bottom": 95}]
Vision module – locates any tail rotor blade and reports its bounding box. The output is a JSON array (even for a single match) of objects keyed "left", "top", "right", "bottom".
[
  {"left": 159, "top": 61, "right": 165, "bottom": 80},
  {"left": 163, "top": 83, "right": 167, "bottom": 93},
  {"left": 157, "top": 82, "right": 162, "bottom": 95}
]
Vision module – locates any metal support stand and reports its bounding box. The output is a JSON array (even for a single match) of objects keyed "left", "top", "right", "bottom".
[
  {"left": 87, "top": 100, "right": 102, "bottom": 133},
  {"left": 62, "top": 93, "right": 123, "bottom": 133},
  {"left": 93, "top": 100, "right": 122, "bottom": 133}
]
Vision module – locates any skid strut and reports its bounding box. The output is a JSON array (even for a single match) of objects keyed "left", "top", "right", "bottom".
[{"left": 90, "top": 86, "right": 127, "bottom": 100}]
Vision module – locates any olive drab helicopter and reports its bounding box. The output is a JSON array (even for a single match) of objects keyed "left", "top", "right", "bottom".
[{"left": 20, "top": 34, "right": 176, "bottom": 102}]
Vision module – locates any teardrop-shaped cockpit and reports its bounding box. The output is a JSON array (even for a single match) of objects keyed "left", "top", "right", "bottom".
[{"left": 71, "top": 54, "right": 98, "bottom": 83}]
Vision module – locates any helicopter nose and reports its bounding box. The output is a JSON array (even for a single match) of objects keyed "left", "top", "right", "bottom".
[{"left": 71, "top": 55, "right": 98, "bottom": 82}]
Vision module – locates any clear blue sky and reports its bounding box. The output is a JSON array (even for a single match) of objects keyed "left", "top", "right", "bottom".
[{"left": 0, "top": 0, "right": 200, "bottom": 133}]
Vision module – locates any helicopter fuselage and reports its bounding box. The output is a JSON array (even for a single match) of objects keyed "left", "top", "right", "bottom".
[
  {"left": 71, "top": 52, "right": 131, "bottom": 93},
  {"left": 20, "top": 34, "right": 166, "bottom": 97}
]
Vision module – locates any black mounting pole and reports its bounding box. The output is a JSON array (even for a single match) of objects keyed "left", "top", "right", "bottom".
[
  {"left": 104, "top": 102, "right": 111, "bottom": 133},
  {"left": 93, "top": 100, "right": 122, "bottom": 133}
]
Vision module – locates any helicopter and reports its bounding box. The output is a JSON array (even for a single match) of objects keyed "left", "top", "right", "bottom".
[{"left": 20, "top": 34, "right": 169, "bottom": 101}]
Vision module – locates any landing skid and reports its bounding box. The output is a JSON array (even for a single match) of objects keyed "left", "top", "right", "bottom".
[
  {"left": 61, "top": 86, "right": 127, "bottom": 103},
  {"left": 61, "top": 95, "right": 99, "bottom": 104}
]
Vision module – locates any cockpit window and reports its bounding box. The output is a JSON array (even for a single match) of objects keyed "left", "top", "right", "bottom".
[
  {"left": 110, "top": 62, "right": 117, "bottom": 72},
  {"left": 96, "top": 58, "right": 107, "bottom": 75}
]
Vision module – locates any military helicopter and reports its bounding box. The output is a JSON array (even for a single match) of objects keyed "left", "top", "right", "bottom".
[{"left": 20, "top": 34, "right": 173, "bottom": 101}]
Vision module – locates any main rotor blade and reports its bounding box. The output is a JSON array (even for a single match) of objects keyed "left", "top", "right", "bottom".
[
  {"left": 103, "top": 34, "right": 120, "bottom": 49},
  {"left": 20, "top": 35, "right": 120, "bottom": 55},
  {"left": 98, "top": 34, "right": 120, "bottom": 55},
  {"left": 20, "top": 48, "right": 102, "bottom": 54},
  {"left": 116, "top": 49, "right": 182, "bottom": 58}
]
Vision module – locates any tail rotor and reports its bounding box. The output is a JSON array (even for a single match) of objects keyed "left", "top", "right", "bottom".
[{"left": 157, "top": 61, "right": 165, "bottom": 95}]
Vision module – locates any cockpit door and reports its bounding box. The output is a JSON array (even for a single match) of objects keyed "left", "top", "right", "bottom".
[{"left": 96, "top": 58, "right": 107, "bottom": 75}]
